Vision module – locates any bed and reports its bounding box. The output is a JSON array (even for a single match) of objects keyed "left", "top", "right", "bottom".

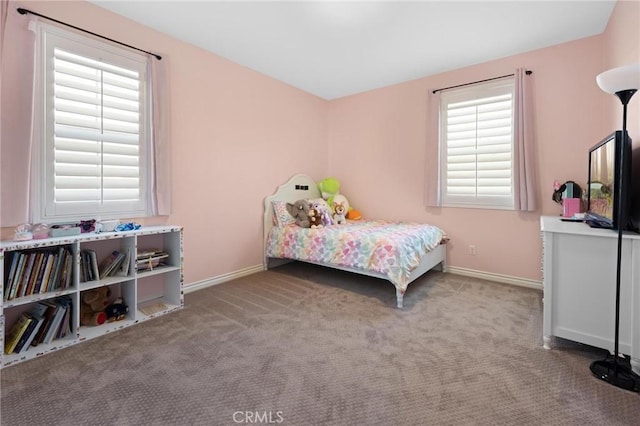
[{"left": 263, "top": 174, "right": 447, "bottom": 308}]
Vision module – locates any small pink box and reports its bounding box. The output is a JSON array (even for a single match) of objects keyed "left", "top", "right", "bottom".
[{"left": 563, "top": 198, "right": 581, "bottom": 217}]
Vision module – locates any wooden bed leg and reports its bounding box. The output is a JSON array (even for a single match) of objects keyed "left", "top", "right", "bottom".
[{"left": 396, "top": 288, "right": 404, "bottom": 308}]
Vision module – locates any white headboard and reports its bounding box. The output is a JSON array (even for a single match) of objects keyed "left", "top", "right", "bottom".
[{"left": 263, "top": 174, "right": 321, "bottom": 268}]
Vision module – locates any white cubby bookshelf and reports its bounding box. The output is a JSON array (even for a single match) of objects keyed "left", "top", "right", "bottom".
[{"left": 0, "top": 225, "right": 183, "bottom": 368}]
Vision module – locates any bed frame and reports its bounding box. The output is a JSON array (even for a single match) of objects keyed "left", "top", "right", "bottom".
[{"left": 263, "top": 174, "right": 446, "bottom": 308}]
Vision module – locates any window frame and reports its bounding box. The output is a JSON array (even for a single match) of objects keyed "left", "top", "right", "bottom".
[
  {"left": 438, "top": 78, "right": 516, "bottom": 210},
  {"left": 31, "top": 22, "right": 151, "bottom": 224}
]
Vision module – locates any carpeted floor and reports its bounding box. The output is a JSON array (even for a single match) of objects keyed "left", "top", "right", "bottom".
[{"left": 1, "top": 262, "right": 639, "bottom": 425}]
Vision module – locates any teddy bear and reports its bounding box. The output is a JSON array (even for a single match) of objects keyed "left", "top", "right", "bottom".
[
  {"left": 318, "top": 177, "right": 362, "bottom": 220},
  {"left": 308, "top": 208, "right": 324, "bottom": 228},
  {"left": 80, "top": 287, "right": 110, "bottom": 326},
  {"left": 333, "top": 201, "right": 347, "bottom": 225},
  {"left": 286, "top": 199, "right": 311, "bottom": 228}
]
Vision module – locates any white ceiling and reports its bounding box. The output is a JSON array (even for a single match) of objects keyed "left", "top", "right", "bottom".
[{"left": 89, "top": 1, "right": 617, "bottom": 100}]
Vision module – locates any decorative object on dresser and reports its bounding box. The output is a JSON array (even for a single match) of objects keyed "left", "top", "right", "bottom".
[
  {"left": 0, "top": 226, "right": 183, "bottom": 368},
  {"left": 590, "top": 63, "right": 640, "bottom": 392}
]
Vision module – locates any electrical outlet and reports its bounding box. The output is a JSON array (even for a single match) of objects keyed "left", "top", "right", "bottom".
[{"left": 469, "top": 245, "right": 476, "bottom": 256}]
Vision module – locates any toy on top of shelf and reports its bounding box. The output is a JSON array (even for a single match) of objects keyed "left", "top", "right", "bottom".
[{"left": 13, "top": 224, "right": 32, "bottom": 241}]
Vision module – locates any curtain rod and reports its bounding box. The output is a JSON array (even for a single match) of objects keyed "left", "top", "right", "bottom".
[
  {"left": 17, "top": 7, "right": 162, "bottom": 60},
  {"left": 432, "top": 70, "right": 532, "bottom": 94}
]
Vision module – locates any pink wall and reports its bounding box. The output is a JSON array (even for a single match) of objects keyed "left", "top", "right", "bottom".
[
  {"left": 327, "top": 0, "right": 638, "bottom": 281},
  {"left": 1, "top": 1, "right": 638, "bottom": 286},
  {"left": 1, "top": 1, "right": 328, "bottom": 285},
  {"left": 601, "top": 0, "right": 640, "bottom": 141}
]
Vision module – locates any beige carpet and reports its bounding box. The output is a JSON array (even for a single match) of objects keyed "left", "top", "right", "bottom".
[{"left": 1, "top": 262, "right": 639, "bottom": 425}]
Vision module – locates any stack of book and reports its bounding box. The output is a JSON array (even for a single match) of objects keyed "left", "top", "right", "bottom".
[
  {"left": 3, "top": 247, "right": 73, "bottom": 300},
  {"left": 96, "top": 249, "right": 131, "bottom": 280},
  {"left": 3, "top": 296, "right": 72, "bottom": 355},
  {"left": 136, "top": 249, "right": 169, "bottom": 272}
]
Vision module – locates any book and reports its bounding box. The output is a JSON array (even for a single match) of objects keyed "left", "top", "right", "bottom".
[
  {"left": 88, "top": 250, "right": 99, "bottom": 281},
  {"left": 18, "top": 304, "right": 49, "bottom": 353},
  {"left": 32, "top": 301, "right": 58, "bottom": 346},
  {"left": 18, "top": 253, "right": 37, "bottom": 298},
  {"left": 13, "top": 313, "right": 38, "bottom": 353},
  {"left": 5, "top": 251, "right": 20, "bottom": 297},
  {"left": 26, "top": 252, "right": 45, "bottom": 296},
  {"left": 33, "top": 253, "right": 50, "bottom": 294},
  {"left": 4, "top": 313, "right": 33, "bottom": 354},
  {"left": 9, "top": 253, "right": 27, "bottom": 300},
  {"left": 38, "top": 253, "right": 55, "bottom": 293},
  {"left": 59, "top": 250, "right": 73, "bottom": 289},
  {"left": 99, "top": 251, "right": 124, "bottom": 279},
  {"left": 43, "top": 301, "right": 66, "bottom": 345},
  {"left": 48, "top": 247, "right": 66, "bottom": 291},
  {"left": 119, "top": 248, "right": 132, "bottom": 276}
]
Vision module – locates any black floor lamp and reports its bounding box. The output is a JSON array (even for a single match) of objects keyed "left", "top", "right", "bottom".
[{"left": 590, "top": 63, "right": 640, "bottom": 392}]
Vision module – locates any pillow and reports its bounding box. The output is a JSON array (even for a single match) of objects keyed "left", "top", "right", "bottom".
[{"left": 272, "top": 201, "right": 296, "bottom": 227}]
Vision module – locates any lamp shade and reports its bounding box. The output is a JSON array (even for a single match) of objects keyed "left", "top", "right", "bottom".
[{"left": 596, "top": 63, "right": 640, "bottom": 94}]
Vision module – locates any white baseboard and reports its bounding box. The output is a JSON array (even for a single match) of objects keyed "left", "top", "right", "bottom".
[
  {"left": 184, "top": 264, "right": 264, "bottom": 294},
  {"left": 445, "top": 266, "right": 542, "bottom": 291},
  {"left": 184, "top": 264, "right": 542, "bottom": 294}
]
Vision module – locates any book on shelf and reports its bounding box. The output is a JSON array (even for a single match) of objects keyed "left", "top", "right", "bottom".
[
  {"left": 4, "top": 251, "right": 20, "bottom": 299},
  {"left": 119, "top": 247, "right": 132, "bottom": 276},
  {"left": 42, "top": 296, "right": 71, "bottom": 345},
  {"left": 136, "top": 249, "right": 169, "bottom": 272},
  {"left": 4, "top": 313, "right": 33, "bottom": 354},
  {"left": 61, "top": 250, "right": 73, "bottom": 289},
  {"left": 17, "top": 252, "right": 36, "bottom": 298},
  {"left": 38, "top": 253, "right": 55, "bottom": 294},
  {"left": 26, "top": 252, "right": 45, "bottom": 296},
  {"left": 89, "top": 250, "right": 99, "bottom": 281},
  {"left": 98, "top": 251, "right": 125, "bottom": 279},
  {"left": 32, "top": 300, "right": 59, "bottom": 347},
  {"left": 17, "top": 303, "right": 49, "bottom": 354},
  {"left": 8, "top": 253, "right": 27, "bottom": 300}
]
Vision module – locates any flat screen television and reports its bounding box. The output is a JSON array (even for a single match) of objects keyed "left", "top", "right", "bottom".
[{"left": 587, "top": 130, "right": 632, "bottom": 230}]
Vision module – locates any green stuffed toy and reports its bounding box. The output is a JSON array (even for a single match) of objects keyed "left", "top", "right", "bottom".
[{"left": 317, "top": 177, "right": 362, "bottom": 220}]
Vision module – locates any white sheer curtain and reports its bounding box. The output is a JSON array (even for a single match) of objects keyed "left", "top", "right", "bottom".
[
  {"left": 1, "top": 1, "right": 35, "bottom": 226},
  {"left": 513, "top": 67, "right": 537, "bottom": 211},
  {"left": 149, "top": 57, "right": 172, "bottom": 216}
]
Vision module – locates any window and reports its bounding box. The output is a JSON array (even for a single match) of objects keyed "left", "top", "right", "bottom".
[
  {"left": 32, "top": 23, "right": 150, "bottom": 223},
  {"left": 439, "top": 79, "right": 515, "bottom": 209}
]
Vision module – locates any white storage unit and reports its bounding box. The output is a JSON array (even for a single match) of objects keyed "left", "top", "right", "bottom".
[
  {"left": 540, "top": 216, "right": 640, "bottom": 374},
  {"left": 1, "top": 225, "right": 183, "bottom": 368}
]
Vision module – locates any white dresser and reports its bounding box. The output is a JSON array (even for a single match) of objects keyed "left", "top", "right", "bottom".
[{"left": 540, "top": 216, "right": 640, "bottom": 374}]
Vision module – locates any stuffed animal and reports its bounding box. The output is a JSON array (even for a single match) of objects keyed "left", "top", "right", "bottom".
[
  {"left": 310, "top": 201, "right": 333, "bottom": 226},
  {"left": 333, "top": 201, "right": 347, "bottom": 225},
  {"left": 318, "top": 177, "right": 362, "bottom": 220},
  {"left": 286, "top": 199, "right": 311, "bottom": 228},
  {"left": 80, "top": 287, "right": 110, "bottom": 326},
  {"left": 308, "top": 208, "right": 324, "bottom": 228},
  {"left": 105, "top": 297, "right": 128, "bottom": 322}
]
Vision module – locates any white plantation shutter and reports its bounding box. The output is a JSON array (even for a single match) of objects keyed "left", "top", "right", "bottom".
[
  {"left": 439, "top": 79, "right": 515, "bottom": 208},
  {"left": 35, "top": 25, "right": 150, "bottom": 221}
]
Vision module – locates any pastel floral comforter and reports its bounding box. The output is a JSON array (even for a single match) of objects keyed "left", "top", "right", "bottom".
[{"left": 266, "top": 220, "right": 445, "bottom": 291}]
